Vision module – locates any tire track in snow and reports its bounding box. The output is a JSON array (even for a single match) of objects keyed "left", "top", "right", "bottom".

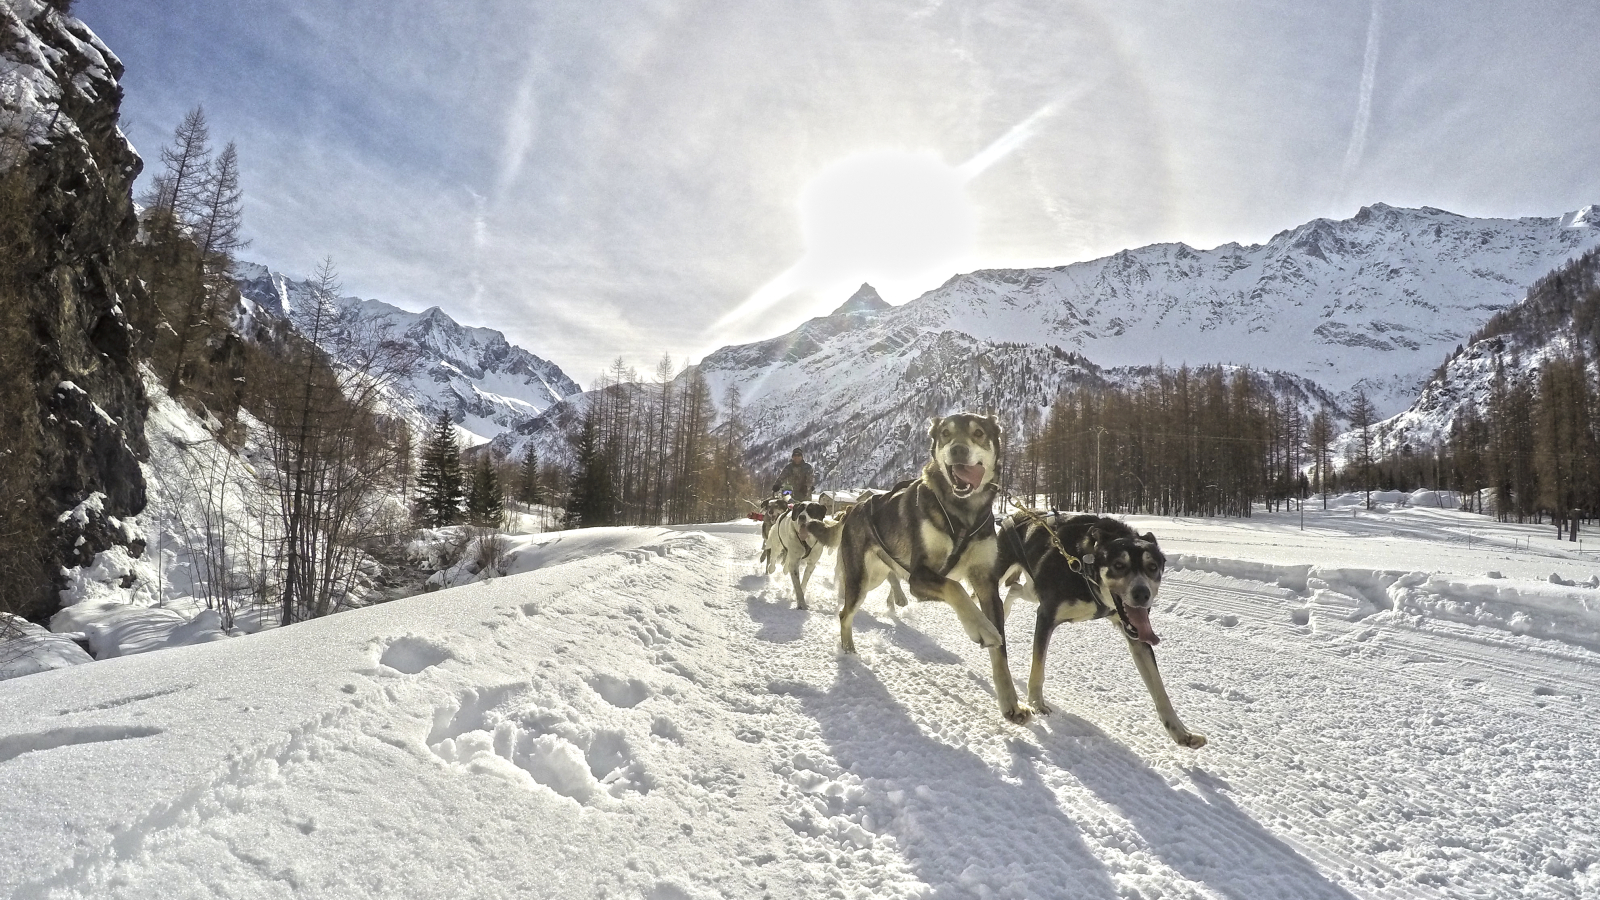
[{"left": 1148, "top": 570, "right": 1600, "bottom": 899}]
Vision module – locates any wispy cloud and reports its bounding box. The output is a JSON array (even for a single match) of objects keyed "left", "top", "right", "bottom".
[
  {"left": 1339, "top": 0, "right": 1384, "bottom": 196},
  {"left": 80, "top": 0, "right": 1600, "bottom": 385}
]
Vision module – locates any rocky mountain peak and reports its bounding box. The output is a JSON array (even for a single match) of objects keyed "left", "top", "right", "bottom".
[
  {"left": 830, "top": 283, "right": 891, "bottom": 317},
  {"left": 232, "top": 264, "right": 582, "bottom": 445}
]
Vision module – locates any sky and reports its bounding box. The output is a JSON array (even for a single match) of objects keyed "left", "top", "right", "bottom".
[{"left": 75, "top": 0, "right": 1600, "bottom": 388}]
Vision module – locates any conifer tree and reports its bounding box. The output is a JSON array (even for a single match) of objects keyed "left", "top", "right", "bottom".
[
  {"left": 1348, "top": 389, "right": 1378, "bottom": 509},
  {"left": 518, "top": 446, "right": 542, "bottom": 505},
  {"left": 415, "top": 412, "right": 464, "bottom": 527},
  {"left": 466, "top": 457, "right": 506, "bottom": 528},
  {"left": 149, "top": 106, "right": 211, "bottom": 220},
  {"left": 167, "top": 140, "right": 247, "bottom": 393},
  {"left": 563, "top": 403, "right": 613, "bottom": 529},
  {"left": 1307, "top": 408, "right": 1334, "bottom": 508}
]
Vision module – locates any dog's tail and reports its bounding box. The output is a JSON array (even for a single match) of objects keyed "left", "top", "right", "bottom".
[{"left": 807, "top": 517, "right": 844, "bottom": 550}]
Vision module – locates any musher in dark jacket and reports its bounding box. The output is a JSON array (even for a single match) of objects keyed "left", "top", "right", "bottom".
[{"left": 771, "top": 447, "right": 815, "bottom": 502}]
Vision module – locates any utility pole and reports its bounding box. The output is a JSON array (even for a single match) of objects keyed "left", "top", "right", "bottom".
[{"left": 1094, "top": 426, "right": 1105, "bottom": 516}]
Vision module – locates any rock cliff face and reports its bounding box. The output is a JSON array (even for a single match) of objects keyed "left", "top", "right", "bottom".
[{"left": 1, "top": 0, "right": 148, "bottom": 621}]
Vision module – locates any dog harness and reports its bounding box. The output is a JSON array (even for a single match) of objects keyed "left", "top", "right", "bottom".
[
  {"left": 999, "top": 509, "right": 1143, "bottom": 640},
  {"left": 857, "top": 479, "right": 995, "bottom": 580}
]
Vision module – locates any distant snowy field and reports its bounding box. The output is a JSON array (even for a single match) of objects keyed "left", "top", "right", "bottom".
[{"left": 2, "top": 506, "right": 1598, "bottom": 899}]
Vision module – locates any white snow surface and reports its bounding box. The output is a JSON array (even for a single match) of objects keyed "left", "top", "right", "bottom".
[{"left": 4, "top": 506, "right": 1598, "bottom": 899}]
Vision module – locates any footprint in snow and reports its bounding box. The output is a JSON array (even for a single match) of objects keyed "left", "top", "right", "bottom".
[
  {"left": 377, "top": 635, "right": 453, "bottom": 674},
  {"left": 587, "top": 673, "right": 653, "bottom": 708},
  {"left": 428, "top": 685, "right": 651, "bottom": 802}
]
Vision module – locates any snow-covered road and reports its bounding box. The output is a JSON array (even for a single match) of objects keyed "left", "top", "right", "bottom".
[{"left": 2, "top": 510, "right": 1597, "bottom": 899}]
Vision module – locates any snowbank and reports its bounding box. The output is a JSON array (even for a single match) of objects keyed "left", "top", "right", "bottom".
[
  {"left": 49, "top": 603, "right": 228, "bottom": 659},
  {"left": 1318, "top": 489, "right": 1463, "bottom": 510},
  {"left": 1171, "top": 553, "right": 1600, "bottom": 652},
  {"left": 0, "top": 615, "right": 92, "bottom": 681}
]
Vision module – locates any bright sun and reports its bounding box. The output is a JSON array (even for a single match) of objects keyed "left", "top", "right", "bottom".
[
  {"left": 795, "top": 149, "right": 975, "bottom": 286},
  {"left": 713, "top": 148, "right": 979, "bottom": 333}
]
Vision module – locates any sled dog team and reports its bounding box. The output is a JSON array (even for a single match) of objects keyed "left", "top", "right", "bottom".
[{"left": 760, "top": 413, "right": 1206, "bottom": 747}]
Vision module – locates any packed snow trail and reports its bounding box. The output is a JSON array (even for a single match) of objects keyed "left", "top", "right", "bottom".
[{"left": 1, "top": 514, "right": 1597, "bottom": 898}]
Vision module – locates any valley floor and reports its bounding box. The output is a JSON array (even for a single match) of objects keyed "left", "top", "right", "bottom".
[{"left": 1, "top": 507, "right": 1597, "bottom": 899}]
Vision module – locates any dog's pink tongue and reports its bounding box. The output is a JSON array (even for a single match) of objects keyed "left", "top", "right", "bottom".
[
  {"left": 1124, "top": 605, "right": 1161, "bottom": 645},
  {"left": 951, "top": 463, "right": 985, "bottom": 490}
]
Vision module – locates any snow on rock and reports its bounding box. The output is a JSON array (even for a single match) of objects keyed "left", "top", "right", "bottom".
[
  {"left": 49, "top": 603, "right": 228, "bottom": 659},
  {"left": 3, "top": 508, "right": 1599, "bottom": 897},
  {"left": 0, "top": 615, "right": 91, "bottom": 681},
  {"left": 48, "top": 373, "right": 285, "bottom": 660}
]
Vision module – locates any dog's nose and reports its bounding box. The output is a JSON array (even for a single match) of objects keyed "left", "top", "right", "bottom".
[{"left": 1131, "top": 584, "right": 1151, "bottom": 605}]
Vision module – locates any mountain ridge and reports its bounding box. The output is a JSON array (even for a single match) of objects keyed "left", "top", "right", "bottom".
[
  {"left": 233, "top": 262, "right": 583, "bottom": 444},
  {"left": 664, "top": 202, "right": 1598, "bottom": 485}
]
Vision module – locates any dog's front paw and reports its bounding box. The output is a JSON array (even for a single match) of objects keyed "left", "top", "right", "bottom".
[
  {"left": 796, "top": 600, "right": 809, "bottom": 611},
  {"left": 1002, "top": 704, "right": 1033, "bottom": 725},
  {"left": 967, "top": 620, "right": 1003, "bottom": 648},
  {"left": 1029, "top": 697, "right": 1054, "bottom": 716},
  {"left": 1172, "top": 730, "right": 1207, "bottom": 749}
]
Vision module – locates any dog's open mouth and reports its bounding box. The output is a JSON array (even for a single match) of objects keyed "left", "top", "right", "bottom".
[
  {"left": 948, "top": 463, "right": 985, "bottom": 496},
  {"left": 1120, "top": 602, "right": 1161, "bottom": 646}
]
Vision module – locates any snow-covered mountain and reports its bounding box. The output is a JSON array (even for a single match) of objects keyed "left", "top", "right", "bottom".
[
  {"left": 1362, "top": 246, "right": 1600, "bottom": 458},
  {"left": 234, "top": 263, "right": 582, "bottom": 444},
  {"left": 686, "top": 203, "right": 1598, "bottom": 485}
]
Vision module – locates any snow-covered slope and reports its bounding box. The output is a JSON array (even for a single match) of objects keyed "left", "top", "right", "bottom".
[
  {"left": 2, "top": 508, "right": 1597, "bottom": 898},
  {"left": 885, "top": 203, "right": 1599, "bottom": 410},
  {"left": 235, "top": 263, "right": 582, "bottom": 444},
  {"left": 690, "top": 204, "right": 1598, "bottom": 484},
  {"left": 1362, "top": 246, "right": 1600, "bottom": 457}
]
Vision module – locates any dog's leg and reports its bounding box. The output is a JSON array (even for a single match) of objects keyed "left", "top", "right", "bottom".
[
  {"left": 887, "top": 574, "right": 909, "bottom": 608},
  {"left": 1028, "top": 605, "right": 1060, "bottom": 715},
  {"left": 974, "top": 569, "right": 1030, "bottom": 724},
  {"left": 1002, "top": 574, "right": 1034, "bottom": 622},
  {"left": 1114, "top": 622, "right": 1207, "bottom": 748},
  {"left": 788, "top": 552, "right": 810, "bottom": 611},
  {"left": 800, "top": 550, "right": 821, "bottom": 598},
  {"left": 837, "top": 551, "right": 866, "bottom": 654},
  {"left": 907, "top": 569, "right": 1002, "bottom": 648}
]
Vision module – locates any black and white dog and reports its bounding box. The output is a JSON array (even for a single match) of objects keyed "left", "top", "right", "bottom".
[
  {"left": 763, "top": 500, "right": 839, "bottom": 610},
  {"left": 835, "top": 414, "right": 1029, "bottom": 723},
  {"left": 757, "top": 493, "right": 792, "bottom": 568},
  {"left": 997, "top": 512, "right": 1205, "bottom": 747}
]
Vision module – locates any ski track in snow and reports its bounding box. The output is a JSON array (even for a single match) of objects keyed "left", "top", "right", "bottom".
[{"left": 2, "top": 516, "right": 1598, "bottom": 899}]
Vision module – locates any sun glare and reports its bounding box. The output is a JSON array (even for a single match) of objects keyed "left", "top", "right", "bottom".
[
  {"left": 711, "top": 150, "right": 976, "bottom": 332},
  {"left": 796, "top": 150, "right": 975, "bottom": 286}
]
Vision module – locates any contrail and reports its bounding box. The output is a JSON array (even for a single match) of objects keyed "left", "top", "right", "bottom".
[
  {"left": 957, "top": 101, "right": 1061, "bottom": 182},
  {"left": 1339, "top": 0, "right": 1383, "bottom": 194}
]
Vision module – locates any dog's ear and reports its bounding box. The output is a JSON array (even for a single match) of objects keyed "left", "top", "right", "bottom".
[
  {"left": 987, "top": 415, "right": 1003, "bottom": 467},
  {"left": 1086, "top": 526, "right": 1102, "bottom": 549},
  {"left": 1141, "top": 531, "right": 1158, "bottom": 545}
]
